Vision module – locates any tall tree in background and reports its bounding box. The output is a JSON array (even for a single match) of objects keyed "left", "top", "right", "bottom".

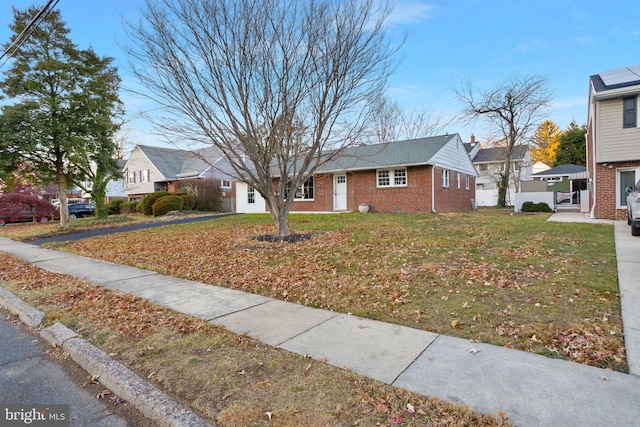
[
  {"left": 455, "top": 74, "right": 551, "bottom": 207},
  {"left": 531, "top": 120, "right": 560, "bottom": 166},
  {"left": 125, "top": 0, "right": 401, "bottom": 238},
  {"left": 0, "top": 7, "right": 123, "bottom": 228},
  {"left": 554, "top": 120, "right": 586, "bottom": 166}
]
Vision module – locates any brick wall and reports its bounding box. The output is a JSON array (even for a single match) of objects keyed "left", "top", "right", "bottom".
[
  {"left": 347, "top": 167, "right": 433, "bottom": 213},
  {"left": 287, "top": 166, "right": 476, "bottom": 213},
  {"left": 594, "top": 161, "right": 640, "bottom": 220},
  {"left": 432, "top": 167, "right": 476, "bottom": 212}
]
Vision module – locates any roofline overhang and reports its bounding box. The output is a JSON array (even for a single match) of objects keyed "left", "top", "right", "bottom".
[{"left": 592, "top": 85, "right": 640, "bottom": 102}]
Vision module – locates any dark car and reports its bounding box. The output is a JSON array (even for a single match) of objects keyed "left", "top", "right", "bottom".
[{"left": 67, "top": 203, "right": 95, "bottom": 219}]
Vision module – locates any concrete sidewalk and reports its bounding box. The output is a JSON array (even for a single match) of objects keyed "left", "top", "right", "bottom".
[{"left": 1, "top": 225, "right": 640, "bottom": 426}]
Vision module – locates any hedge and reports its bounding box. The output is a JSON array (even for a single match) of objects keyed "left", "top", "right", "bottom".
[
  {"left": 120, "top": 201, "right": 139, "bottom": 214},
  {"left": 141, "top": 191, "right": 170, "bottom": 215},
  {"left": 152, "top": 196, "right": 184, "bottom": 216},
  {"left": 521, "top": 201, "right": 553, "bottom": 212}
]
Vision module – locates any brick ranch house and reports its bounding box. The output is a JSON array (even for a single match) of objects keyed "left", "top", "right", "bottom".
[
  {"left": 123, "top": 134, "right": 477, "bottom": 214},
  {"left": 587, "top": 64, "right": 640, "bottom": 220},
  {"left": 238, "top": 134, "right": 478, "bottom": 214}
]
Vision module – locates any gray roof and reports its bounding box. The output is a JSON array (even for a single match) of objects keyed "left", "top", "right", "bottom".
[
  {"left": 317, "top": 134, "right": 457, "bottom": 172},
  {"left": 591, "top": 65, "right": 640, "bottom": 92},
  {"left": 531, "top": 164, "right": 586, "bottom": 177},
  {"left": 471, "top": 145, "right": 529, "bottom": 163},
  {"left": 137, "top": 145, "right": 224, "bottom": 179}
]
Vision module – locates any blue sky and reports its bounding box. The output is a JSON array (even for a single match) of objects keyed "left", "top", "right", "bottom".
[{"left": 1, "top": 0, "right": 639, "bottom": 148}]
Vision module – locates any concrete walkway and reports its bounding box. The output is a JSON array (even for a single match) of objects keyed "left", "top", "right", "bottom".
[{"left": 1, "top": 217, "right": 640, "bottom": 426}]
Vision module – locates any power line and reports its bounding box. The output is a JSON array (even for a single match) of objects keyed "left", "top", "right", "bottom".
[{"left": 0, "top": 0, "right": 60, "bottom": 69}]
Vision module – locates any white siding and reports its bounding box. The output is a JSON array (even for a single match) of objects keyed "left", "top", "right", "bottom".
[
  {"left": 430, "top": 135, "right": 478, "bottom": 176},
  {"left": 596, "top": 97, "right": 640, "bottom": 162},
  {"left": 123, "top": 147, "right": 165, "bottom": 196},
  {"left": 235, "top": 182, "right": 266, "bottom": 213}
]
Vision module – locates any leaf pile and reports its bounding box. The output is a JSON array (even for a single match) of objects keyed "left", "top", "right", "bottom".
[
  {"left": 59, "top": 211, "right": 626, "bottom": 371},
  {"left": 0, "top": 251, "right": 510, "bottom": 426}
]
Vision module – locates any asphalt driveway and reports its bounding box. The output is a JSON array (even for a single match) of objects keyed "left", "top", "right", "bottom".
[{"left": 26, "top": 213, "right": 236, "bottom": 246}]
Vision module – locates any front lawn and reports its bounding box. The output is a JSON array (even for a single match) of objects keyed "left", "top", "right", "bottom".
[{"left": 60, "top": 209, "right": 625, "bottom": 371}]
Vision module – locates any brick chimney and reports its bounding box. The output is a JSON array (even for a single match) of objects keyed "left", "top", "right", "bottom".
[{"left": 470, "top": 134, "right": 476, "bottom": 145}]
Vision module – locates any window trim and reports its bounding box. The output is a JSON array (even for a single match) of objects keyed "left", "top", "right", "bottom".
[
  {"left": 442, "top": 169, "right": 450, "bottom": 188},
  {"left": 221, "top": 180, "right": 232, "bottom": 189},
  {"left": 465, "top": 175, "right": 470, "bottom": 190},
  {"left": 377, "top": 168, "right": 408, "bottom": 188},
  {"left": 623, "top": 96, "right": 637, "bottom": 129},
  {"left": 285, "top": 177, "right": 314, "bottom": 201},
  {"left": 247, "top": 184, "right": 256, "bottom": 204},
  {"left": 618, "top": 168, "right": 638, "bottom": 208}
]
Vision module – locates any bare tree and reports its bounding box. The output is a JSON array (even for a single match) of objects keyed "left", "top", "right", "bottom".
[
  {"left": 367, "top": 97, "right": 453, "bottom": 143},
  {"left": 124, "top": 0, "right": 401, "bottom": 237},
  {"left": 455, "top": 74, "right": 551, "bottom": 207}
]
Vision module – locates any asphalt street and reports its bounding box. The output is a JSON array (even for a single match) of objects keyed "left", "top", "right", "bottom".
[{"left": 0, "top": 310, "right": 152, "bottom": 426}]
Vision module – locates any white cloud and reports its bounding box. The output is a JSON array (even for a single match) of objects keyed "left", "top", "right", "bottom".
[{"left": 387, "top": 1, "right": 437, "bottom": 25}]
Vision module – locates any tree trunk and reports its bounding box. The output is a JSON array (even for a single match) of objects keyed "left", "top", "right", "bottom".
[
  {"left": 57, "top": 174, "right": 69, "bottom": 229},
  {"left": 271, "top": 207, "right": 290, "bottom": 239}
]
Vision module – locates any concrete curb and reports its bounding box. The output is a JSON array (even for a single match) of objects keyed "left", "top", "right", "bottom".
[
  {"left": 1, "top": 286, "right": 213, "bottom": 427},
  {"left": 0, "top": 286, "right": 46, "bottom": 328}
]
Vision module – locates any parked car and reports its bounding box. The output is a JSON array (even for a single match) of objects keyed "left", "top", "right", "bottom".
[
  {"left": 0, "top": 194, "right": 56, "bottom": 226},
  {"left": 67, "top": 203, "right": 95, "bottom": 219},
  {"left": 0, "top": 208, "right": 53, "bottom": 226},
  {"left": 626, "top": 179, "right": 640, "bottom": 236}
]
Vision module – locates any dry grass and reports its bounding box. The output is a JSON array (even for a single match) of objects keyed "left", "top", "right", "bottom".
[
  {"left": 0, "top": 253, "right": 510, "bottom": 426},
  {"left": 53, "top": 210, "right": 626, "bottom": 372}
]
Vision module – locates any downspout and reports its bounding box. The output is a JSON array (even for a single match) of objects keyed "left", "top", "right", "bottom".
[
  {"left": 589, "top": 102, "right": 597, "bottom": 219},
  {"left": 432, "top": 166, "right": 436, "bottom": 212}
]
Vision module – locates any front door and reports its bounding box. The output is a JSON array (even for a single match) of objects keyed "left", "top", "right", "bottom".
[{"left": 333, "top": 174, "right": 347, "bottom": 211}]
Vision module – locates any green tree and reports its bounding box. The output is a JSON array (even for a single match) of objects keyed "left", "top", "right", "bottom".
[
  {"left": 531, "top": 120, "right": 560, "bottom": 166},
  {"left": 554, "top": 121, "right": 586, "bottom": 166},
  {"left": 0, "top": 7, "right": 123, "bottom": 228}
]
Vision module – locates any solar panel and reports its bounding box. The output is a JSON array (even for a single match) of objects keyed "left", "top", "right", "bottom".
[{"left": 600, "top": 65, "right": 640, "bottom": 86}]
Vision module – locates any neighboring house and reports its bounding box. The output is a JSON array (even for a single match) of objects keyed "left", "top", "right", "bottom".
[
  {"left": 465, "top": 140, "right": 533, "bottom": 207},
  {"left": 235, "top": 134, "right": 478, "bottom": 214},
  {"left": 532, "top": 161, "right": 551, "bottom": 174},
  {"left": 79, "top": 159, "right": 127, "bottom": 203},
  {"left": 526, "top": 164, "right": 589, "bottom": 208},
  {"left": 587, "top": 64, "right": 640, "bottom": 220},
  {"left": 122, "top": 144, "right": 234, "bottom": 205}
]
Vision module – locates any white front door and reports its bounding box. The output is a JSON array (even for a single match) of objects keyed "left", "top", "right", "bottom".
[{"left": 333, "top": 174, "right": 347, "bottom": 211}]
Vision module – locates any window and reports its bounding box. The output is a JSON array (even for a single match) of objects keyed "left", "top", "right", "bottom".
[
  {"left": 247, "top": 184, "right": 255, "bottom": 204},
  {"left": 457, "top": 173, "right": 461, "bottom": 189},
  {"left": 619, "top": 170, "right": 637, "bottom": 207},
  {"left": 377, "top": 170, "right": 390, "bottom": 186},
  {"left": 377, "top": 168, "right": 407, "bottom": 187},
  {"left": 285, "top": 177, "right": 314, "bottom": 200},
  {"left": 479, "top": 164, "right": 487, "bottom": 171},
  {"left": 221, "top": 180, "right": 231, "bottom": 189},
  {"left": 393, "top": 169, "right": 407, "bottom": 186},
  {"left": 140, "top": 169, "right": 149, "bottom": 183},
  {"left": 127, "top": 171, "right": 136, "bottom": 184},
  {"left": 623, "top": 96, "right": 637, "bottom": 128},
  {"left": 465, "top": 175, "right": 470, "bottom": 190},
  {"left": 442, "top": 169, "right": 449, "bottom": 188}
]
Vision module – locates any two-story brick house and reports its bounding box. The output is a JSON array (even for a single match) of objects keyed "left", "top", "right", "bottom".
[{"left": 587, "top": 65, "right": 640, "bottom": 220}]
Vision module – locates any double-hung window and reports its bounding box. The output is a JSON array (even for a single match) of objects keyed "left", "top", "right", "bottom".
[
  {"left": 624, "top": 96, "right": 637, "bottom": 128},
  {"left": 377, "top": 168, "right": 407, "bottom": 187},
  {"left": 442, "top": 169, "right": 450, "bottom": 188}
]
